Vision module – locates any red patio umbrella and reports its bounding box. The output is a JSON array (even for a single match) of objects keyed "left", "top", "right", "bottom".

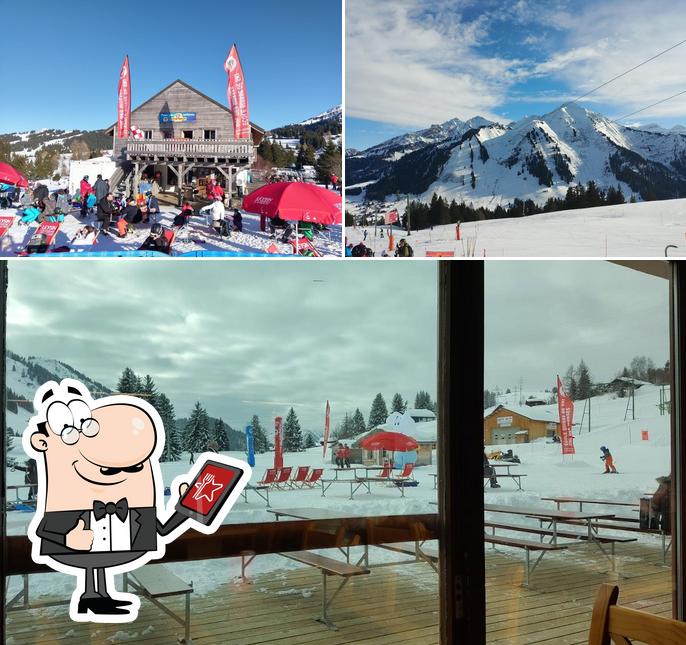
[
  {"left": 242, "top": 182, "right": 342, "bottom": 225},
  {"left": 359, "top": 431, "right": 418, "bottom": 452},
  {"left": 0, "top": 162, "right": 28, "bottom": 188}
]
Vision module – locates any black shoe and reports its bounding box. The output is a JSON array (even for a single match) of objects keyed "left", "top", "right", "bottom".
[
  {"left": 491, "top": 483, "right": 501, "bottom": 488},
  {"left": 77, "top": 597, "right": 131, "bottom": 616},
  {"left": 97, "top": 594, "right": 133, "bottom": 607}
]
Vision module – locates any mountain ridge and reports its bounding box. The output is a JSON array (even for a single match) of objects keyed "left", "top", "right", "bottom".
[{"left": 347, "top": 104, "right": 686, "bottom": 206}]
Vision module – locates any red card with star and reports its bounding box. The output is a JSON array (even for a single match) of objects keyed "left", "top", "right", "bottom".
[{"left": 177, "top": 460, "right": 245, "bottom": 525}]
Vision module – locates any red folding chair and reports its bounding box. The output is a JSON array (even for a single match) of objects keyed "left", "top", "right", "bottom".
[
  {"left": 272, "top": 466, "right": 293, "bottom": 489},
  {"left": 258, "top": 468, "right": 278, "bottom": 486},
  {"left": 393, "top": 463, "right": 415, "bottom": 482},
  {"left": 302, "top": 468, "right": 324, "bottom": 488},
  {"left": 289, "top": 466, "right": 310, "bottom": 488}
]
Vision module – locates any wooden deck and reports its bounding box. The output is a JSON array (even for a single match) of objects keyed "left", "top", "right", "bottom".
[{"left": 5, "top": 539, "right": 671, "bottom": 644}]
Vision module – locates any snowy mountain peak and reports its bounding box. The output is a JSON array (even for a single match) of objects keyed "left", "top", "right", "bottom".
[
  {"left": 348, "top": 102, "right": 686, "bottom": 206},
  {"left": 299, "top": 105, "right": 342, "bottom": 126}
]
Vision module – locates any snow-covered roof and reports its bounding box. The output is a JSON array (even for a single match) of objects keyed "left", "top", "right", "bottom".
[
  {"left": 608, "top": 377, "right": 652, "bottom": 388},
  {"left": 484, "top": 404, "right": 559, "bottom": 424},
  {"left": 406, "top": 408, "right": 436, "bottom": 419},
  {"left": 372, "top": 419, "right": 437, "bottom": 443}
]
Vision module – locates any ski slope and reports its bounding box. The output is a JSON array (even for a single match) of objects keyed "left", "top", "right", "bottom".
[{"left": 345, "top": 198, "right": 686, "bottom": 257}]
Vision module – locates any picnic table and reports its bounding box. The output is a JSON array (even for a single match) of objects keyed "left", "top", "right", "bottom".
[
  {"left": 268, "top": 508, "right": 368, "bottom": 522},
  {"left": 486, "top": 463, "right": 526, "bottom": 491},
  {"left": 542, "top": 496, "right": 639, "bottom": 512},
  {"left": 352, "top": 465, "right": 386, "bottom": 479},
  {"left": 330, "top": 467, "right": 356, "bottom": 480},
  {"left": 484, "top": 503, "right": 615, "bottom": 546}
]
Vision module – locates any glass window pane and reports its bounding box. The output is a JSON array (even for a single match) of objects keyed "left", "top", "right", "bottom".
[
  {"left": 484, "top": 261, "right": 672, "bottom": 644},
  {"left": 4, "top": 260, "right": 439, "bottom": 643}
]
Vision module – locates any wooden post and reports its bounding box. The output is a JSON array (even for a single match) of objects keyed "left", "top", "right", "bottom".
[
  {"left": 178, "top": 163, "right": 184, "bottom": 206},
  {"left": 670, "top": 260, "right": 686, "bottom": 620},
  {"left": 438, "top": 261, "right": 486, "bottom": 644}
]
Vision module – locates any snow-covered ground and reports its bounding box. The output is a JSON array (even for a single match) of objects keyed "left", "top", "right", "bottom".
[
  {"left": 345, "top": 198, "right": 686, "bottom": 257},
  {"left": 0, "top": 199, "right": 341, "bottom": 257},
  {"left": 5, "top": 383, "right": 670, "bottom": 604}
]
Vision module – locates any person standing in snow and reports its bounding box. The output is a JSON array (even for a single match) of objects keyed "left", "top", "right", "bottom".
[
  {"left": 334, "top": 444, "right": 344, "bottom": 468},
  {"left": 600, "top": 446, "right": 618, "bottom": 473},
  {"left": 79, "top": 176, "right": 92, "bottom": 218},
  {"left": 96, "top": 192, "right": 115, "bottom": 234},
  {"left": 342, "top": 444, "right": 351, "bottom": 468},
  {"left": 93, "top": 174, "right": 108, "bottom": 202},
  {"left": 395, "top": 238, "right": 414, "bottom": 257},
  {"left": 12, "top": 459, "right": 38, "bottom": 501},
  {"left": 484, "top": 453, "right": 501, "bottom": 488}
]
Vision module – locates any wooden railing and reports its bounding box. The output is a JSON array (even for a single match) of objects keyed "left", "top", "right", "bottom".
[{"left": 120, "top": 138, "right": 254, "bottom": 159}]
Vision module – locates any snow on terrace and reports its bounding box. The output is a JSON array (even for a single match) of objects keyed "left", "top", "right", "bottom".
[
  {"left": 345, "top": 197, "right": 686, "bottom": 257},
  {"left": 0, "top": 202, "right": 341, "bottom": 257},
  {"left": 5, "top": 384, "right": 671, "bottom": 601}
]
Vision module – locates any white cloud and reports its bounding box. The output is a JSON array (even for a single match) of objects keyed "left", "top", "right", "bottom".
[
  {"left": 346, "top": 0, "right": 517, "bottom": 127},
  {"left": 347, "top": 0, "right": 686, "bottom": 131}
]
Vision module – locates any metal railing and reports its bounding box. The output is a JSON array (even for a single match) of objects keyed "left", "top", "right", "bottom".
[{"left": 121, "top": 138, "right": 254, "bottom": 158}]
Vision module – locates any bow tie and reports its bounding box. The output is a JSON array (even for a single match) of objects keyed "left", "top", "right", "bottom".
[{"left": 93, "top": 498, "right": 129, "bottom": 522}]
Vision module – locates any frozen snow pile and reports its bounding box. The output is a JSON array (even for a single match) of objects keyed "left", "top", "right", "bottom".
[
  {"left": 0, "top": 201, "right": 341, "bottom": 257},
  {"left": 345, "top": 197, "right": 686, "bottom": 257}
]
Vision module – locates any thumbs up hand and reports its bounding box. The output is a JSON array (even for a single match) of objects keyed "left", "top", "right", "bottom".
[{"left": 66, "top": 519, "right": 94, "bottom": 551}]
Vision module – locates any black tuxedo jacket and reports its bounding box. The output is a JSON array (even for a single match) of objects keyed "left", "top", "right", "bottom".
[{"left": 36, "top": 506, "right": 175, "bottom": 556}]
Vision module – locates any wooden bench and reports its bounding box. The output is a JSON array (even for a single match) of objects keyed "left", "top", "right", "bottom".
[
  {"left": 589, "top": 583, "right": 686, "bottom": 644},
  {"left": 483, "top": 533, "right": 568, "bottom": 587},
  {"left": 279, "top": 550, "right": 370, "bottom": 630},
  {"left": 555, "top": 517, "right": 671, "bottom": 562},
  {"left": 124, "top": 564, "right": 193, "bottom": 644},
  {"left": 484, "top": 473, "right": 527, "bottom": 491},
  {"left": 487, "top": 519, "right": 636, "bottom": 571},
  {"left": 377, "top": 540, "right": 439, "bottom": 572}
]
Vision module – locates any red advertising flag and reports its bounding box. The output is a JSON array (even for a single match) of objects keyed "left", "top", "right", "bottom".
[
  {"left": 117, "top": 56, "right": 131, "bottom": 139},
  {"left": 385, "top": 210, "right": 398, "bottom": 224},
  {"left": 557, "top": 375, "right": 575, "bottom": 455},
  {"left": 274, "top": 416, "right": 283, "bottom": 470},
  {"left": 224, "top": 44, "right": 251, "bottom": 140},
  {"left": 323, "top": 400, "right": 331, "bottom": 458}
]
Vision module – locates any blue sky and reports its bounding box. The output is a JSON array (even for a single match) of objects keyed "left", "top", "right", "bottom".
[
  {"left": 347, "top": 0, "right": 686, "bottom": 150},
  {"left": 0, "top": 0, "right": 341, "bottom": 134}
]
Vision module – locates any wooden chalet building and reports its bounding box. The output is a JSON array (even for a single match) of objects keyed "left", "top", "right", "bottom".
[
  {"left": 105, "top": 79, "right": 265, "bottom": 202},
  {"left": 483, "top": 404, "right": 560, "bottom": 445}
]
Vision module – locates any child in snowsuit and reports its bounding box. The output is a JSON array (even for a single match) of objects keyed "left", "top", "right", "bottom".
[
  {"left": 342, "top": 444, "right": 351, "bottom": 468},
  {"left": 334, "top": 444, "right": 344, "bottom": 468},
  {"left": 600, "top": 446, "right": 618, "bottom": 473}
]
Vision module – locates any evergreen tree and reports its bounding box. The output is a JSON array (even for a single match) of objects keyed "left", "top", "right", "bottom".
[
  {"left": 212, "top": 418, "right": 231, "bottom": 451},
  {"left": 368, "top": 393, "right": 388, "bottom": 429},
  {"left": 183, "top": 402, "right": 211, "bottom": 452},
  {"left": 484, "top": 389, "right": 497, "bottom": 408},
  {"left": 271, "top": 142, "right": 288, "bottom": 167},
  {"left": 576, "top": 360, "right": 593, "bottom": 400},
  {"left": 157, "top": 393, "right": 181, "bottom": 462},
  {"left": 117, "top": 367, "right": 139, "bottom": 394},
  {"left": 414, "top": 390, "right": 435, "bottom": 412},
  {"left": 564, "top": 365, "right": 578, "bottom": 400},
  {"left": 351, "top": 408, "right": 367, "bottom": 436},
  {"left": 141, "top": 374, "right": 158, "bottom": 407},
  {"left": 250, "top": 415, "right": 269, "bottom": 453},
  {"left": 334, "top": 412, "right": 353, "bottom": 439},
  {"left": 304, "top": 432, "right": 317, "bottom": 449},
  {"left": 283, "top": 407, "right": 304, "bottom": 451},
  {"left": 391, "top": 393, "right": 406, "bottom": 413}
]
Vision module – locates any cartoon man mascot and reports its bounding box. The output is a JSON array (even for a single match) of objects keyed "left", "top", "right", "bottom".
[{"left": 23, "top": 379, "right": 251, "bottom": 623}]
